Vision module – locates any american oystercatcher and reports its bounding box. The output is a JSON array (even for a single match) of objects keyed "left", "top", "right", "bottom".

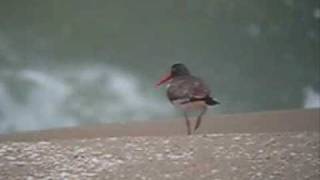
[{"left": 156, "top": 63, "right": 219, "bottom": 135}]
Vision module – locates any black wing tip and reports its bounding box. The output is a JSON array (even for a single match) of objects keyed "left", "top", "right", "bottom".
[{"left": 206, "top": 97, "right": 220, "bottom": 106}]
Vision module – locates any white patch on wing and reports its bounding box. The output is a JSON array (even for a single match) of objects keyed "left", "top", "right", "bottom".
[
  {"left": 172, "top": 98, "right": 190, "bottom": 105},
  {"left": 193, "top": 95, "right": 206, "bottom": 99}
]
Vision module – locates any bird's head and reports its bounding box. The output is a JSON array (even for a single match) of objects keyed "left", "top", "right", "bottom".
[{"left": 156, "top": 63, "right": 190, "bottom": 87}]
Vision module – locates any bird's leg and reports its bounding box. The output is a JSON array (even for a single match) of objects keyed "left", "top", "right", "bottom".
[
  {"left": 184, "top": 111, "right": 192, "bottom": 135},
  {"left": 194, "top": 106, "right": 207, "bottom": 132}
]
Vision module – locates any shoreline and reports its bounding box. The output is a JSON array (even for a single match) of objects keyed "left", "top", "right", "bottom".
[{"left": 1, "top": 108, "right": 319, "bottom": 142}]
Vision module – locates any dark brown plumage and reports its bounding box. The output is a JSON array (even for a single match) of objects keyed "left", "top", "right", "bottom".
[{"left": 157, "top": 63, "right": 219, "bottom": 135}]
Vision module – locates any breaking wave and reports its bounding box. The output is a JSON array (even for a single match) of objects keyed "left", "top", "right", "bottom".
[{"left": 0, "top": 65, "right": 173, "bottom": 133}]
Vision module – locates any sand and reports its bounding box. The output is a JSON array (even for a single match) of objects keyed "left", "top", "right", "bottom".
[
  {"left": 0, "top": 108, "right": 319, "bottom": 141},
  {"left": 0, "top": 108, "right": 319, "bottom": 179}
]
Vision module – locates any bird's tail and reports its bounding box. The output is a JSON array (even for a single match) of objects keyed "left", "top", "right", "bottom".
[{"left": 205, "top": 96, "right": 220, "bottom": 106}]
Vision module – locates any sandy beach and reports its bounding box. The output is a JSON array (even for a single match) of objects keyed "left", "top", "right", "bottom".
[{"left": 0, "top": 108, "right": 319, "bottom": 179}]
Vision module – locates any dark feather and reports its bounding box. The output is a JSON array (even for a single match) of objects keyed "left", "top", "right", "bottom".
[
  {"left": 167, "top": 75, "right": 210, "bottom": 101},
  {"left": 204, "top": 96, "right": 220, "bottom": 106}
]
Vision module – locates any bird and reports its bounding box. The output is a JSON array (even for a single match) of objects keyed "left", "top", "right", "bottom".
[{"left": 156, "top": 63, "right": 219, "bottom": 135}]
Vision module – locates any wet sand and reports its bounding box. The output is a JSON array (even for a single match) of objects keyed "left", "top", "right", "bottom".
[
  {"left": 0, "top": 108, "right": 319, "bottom": 179},
  {"left": 0, "top": 108, "right": 319, "bottom": 141}
]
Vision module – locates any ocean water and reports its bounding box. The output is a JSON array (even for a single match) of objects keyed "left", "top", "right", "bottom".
[{"left": 0, "top": 0, "right": 319, "bottom": 133}]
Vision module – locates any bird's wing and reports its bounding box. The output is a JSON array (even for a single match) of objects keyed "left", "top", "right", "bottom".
[{"left": 167, "top": 76, "right": 210, "bottom": 102}]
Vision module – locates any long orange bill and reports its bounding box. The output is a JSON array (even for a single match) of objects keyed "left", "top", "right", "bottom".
[{"left": 156, "top": 73, "right": 172, "bottom": 87}]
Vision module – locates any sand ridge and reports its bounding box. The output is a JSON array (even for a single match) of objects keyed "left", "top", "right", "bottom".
[
  {"left": 0, "top": 109, "right": 319, "bottom": 179},
  {"left": 0, "top": 132, "right": 319, "bottom": 179}
]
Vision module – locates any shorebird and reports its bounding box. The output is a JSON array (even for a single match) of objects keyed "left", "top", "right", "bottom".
[{"left": 156, "top": 63, "right": 219, "bottom": 135}]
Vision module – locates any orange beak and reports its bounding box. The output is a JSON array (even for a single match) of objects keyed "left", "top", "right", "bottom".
[{"left": 156, "top": 73, "right": 172, "bottom": 87}]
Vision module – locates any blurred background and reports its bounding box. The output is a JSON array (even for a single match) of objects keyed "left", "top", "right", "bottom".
[{"left": 0, "top": 0, "right": 319, "bottom": 133}]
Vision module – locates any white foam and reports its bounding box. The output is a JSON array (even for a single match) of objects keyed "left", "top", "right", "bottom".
[
  {"left": 304, "top": 86, "right": 320, "bottom": 108},
  {"left": 0, "top": 65, "right": 174, "bottom": 133}
]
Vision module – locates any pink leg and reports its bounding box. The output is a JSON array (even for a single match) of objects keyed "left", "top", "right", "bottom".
[
  {"left": 184, "top": 112, "right": 191, "bottom": 135},
  {"left": 194, "top": 106, "right": 207, "bottom": 132}
]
